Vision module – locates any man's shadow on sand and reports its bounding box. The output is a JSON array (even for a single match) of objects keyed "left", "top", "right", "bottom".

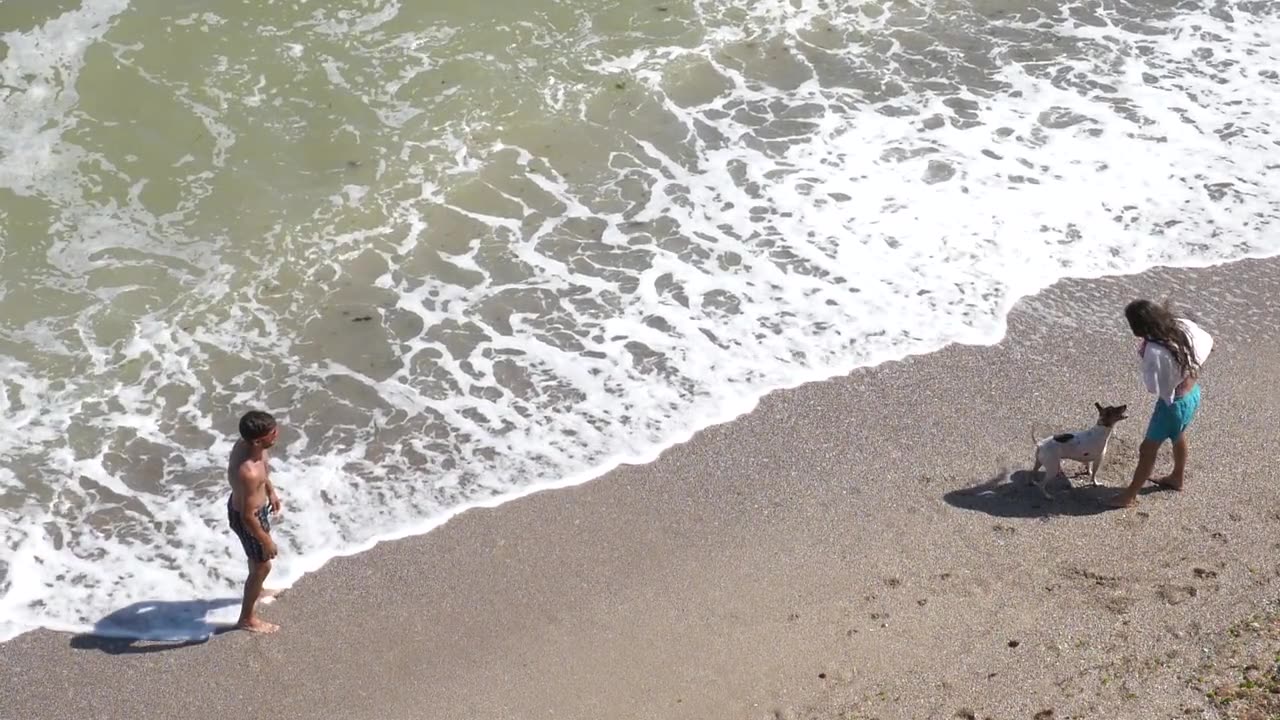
[
  {"left": 943, "top": 469, "right": 1164, "bottom": 518},
  {"left": 69, "top": 598, "right": 240, "bottom": 654}
]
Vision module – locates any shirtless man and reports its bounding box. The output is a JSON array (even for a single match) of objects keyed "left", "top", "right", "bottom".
[{"left": 227, "top": 410, "right": 283, "bottom": 633}]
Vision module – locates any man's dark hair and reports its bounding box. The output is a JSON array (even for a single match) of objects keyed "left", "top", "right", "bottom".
[{"left": 239, "top": 410, "right": 277, "bottom": 441}]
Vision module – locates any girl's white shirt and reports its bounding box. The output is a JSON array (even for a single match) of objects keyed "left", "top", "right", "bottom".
[{"left": 1139, "top": 318, "right": 1214, "bottom": 404}]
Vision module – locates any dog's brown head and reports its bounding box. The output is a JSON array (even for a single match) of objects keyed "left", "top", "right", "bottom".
[{"left": 1094, "top": 402, "right": 1129, "bottom": 427}]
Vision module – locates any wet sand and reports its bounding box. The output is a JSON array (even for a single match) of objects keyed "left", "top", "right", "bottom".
[{"left": 3, "top": 256, "right": 1280, "bottom": 720}]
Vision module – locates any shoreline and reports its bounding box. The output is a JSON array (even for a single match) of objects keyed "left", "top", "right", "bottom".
[
  {"left": 4, "top": 254, "right": 1280, "bottom": 719},
  {"left": 9, "top": 251, "right": 1274, "bottom": 647}
]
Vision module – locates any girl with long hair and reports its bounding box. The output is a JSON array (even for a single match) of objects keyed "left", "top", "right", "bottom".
[{"left": 1110, "top": 299, "right": 1214, "bottom": 508}]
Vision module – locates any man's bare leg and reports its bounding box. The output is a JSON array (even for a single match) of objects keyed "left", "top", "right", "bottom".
[
  {"left": 238, "top": 559, "right": 279, "bottom": 633},
  {"left": 1109, "top": 439, "right": 1161, "bottom": 508},
  {"left": 1152, "top": 434, "right": 1188, "bottom": 490}
]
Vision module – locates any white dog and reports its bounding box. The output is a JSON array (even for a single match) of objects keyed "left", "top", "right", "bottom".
[{"left": 1032, "top": 403, "right": 1129, "bottom": 498}]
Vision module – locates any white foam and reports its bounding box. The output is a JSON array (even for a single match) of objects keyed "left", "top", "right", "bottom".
[
  {"left": 2, "top": 0, "right": 1279, "bottom": 642},
  {"left": 0, "top": 0, "right": 130, "bottom": 198}
]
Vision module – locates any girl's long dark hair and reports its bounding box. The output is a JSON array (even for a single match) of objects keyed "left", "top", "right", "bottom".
[{"left": 1125, "top": 299, "right": 1196, "bottom": 374}]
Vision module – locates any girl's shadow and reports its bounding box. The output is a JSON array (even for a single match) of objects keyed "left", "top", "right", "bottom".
[{"left": 69, "top": 598, "right": 241, "bottom": 654}]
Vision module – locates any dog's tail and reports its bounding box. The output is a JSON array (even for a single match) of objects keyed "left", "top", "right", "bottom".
[{"left": 1029, "top": 424, "right": 1042, "bottom": 475}]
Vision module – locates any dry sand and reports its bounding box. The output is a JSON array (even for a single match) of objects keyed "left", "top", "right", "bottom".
[{"left": 3, "top": 257, "right": 1280, "bottom": 720}]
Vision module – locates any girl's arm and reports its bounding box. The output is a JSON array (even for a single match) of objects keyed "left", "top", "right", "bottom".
[
  {"left": 1141, "top": 346, "right": 1178, "bottom": 403},
  {"left": 1139, "top": 347, "right": 1159, "bottom": 394}
]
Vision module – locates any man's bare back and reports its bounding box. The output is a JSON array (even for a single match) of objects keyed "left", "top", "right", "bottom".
[{"left": 226, "top": 410, "right": 282, "bottom": 634}]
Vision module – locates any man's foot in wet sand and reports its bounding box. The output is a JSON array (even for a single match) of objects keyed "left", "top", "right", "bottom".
[
  {"left": 1149, "top": 475, "right": 1184, "bottom": 491},
  {"left": 237, "top": 617, "right": 279, "bottom": 634}
]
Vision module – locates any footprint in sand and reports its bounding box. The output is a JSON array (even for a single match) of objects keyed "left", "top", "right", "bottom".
[
  {"left": 1114, "top": 510, "right": 1150, "bottom": 529},
  {"left": 931, "top": 570, "right": 994, "bottom": 600},
  {"left": 1103, "top": 596, "right": 1136, "bottom": 615},
  {"left": 1061, "top": 566, "right": 1137, "bottom": 613},
  {"left": 1063, "top": 566, "right": 1123, "bottom": 590},
  {"left": 1155, "top": 584, "right": 1198, "bottom": 606}
]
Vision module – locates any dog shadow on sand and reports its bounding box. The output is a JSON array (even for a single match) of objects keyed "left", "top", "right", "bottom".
[
  {"left": 69, "top": 598, "right": 240, "bottom": 655},
  {"left": 943, "top": 469, "right": 1131, "bottom": 518}
]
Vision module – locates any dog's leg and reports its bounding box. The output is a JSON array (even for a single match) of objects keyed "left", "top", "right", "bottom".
[
  {"left": 1040, "top": 480, "right": 1055, "bottom": 500},
  {"left": 1039, "top": 456, "right": 1060, "bottom": 499},
  {"left": 1090, "top": 453, "right": 1106, "bottom": 487}
]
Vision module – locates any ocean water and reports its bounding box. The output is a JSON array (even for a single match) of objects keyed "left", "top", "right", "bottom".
[{"left": 0, "top": 0, "right": 1277, "bottom": 641}]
